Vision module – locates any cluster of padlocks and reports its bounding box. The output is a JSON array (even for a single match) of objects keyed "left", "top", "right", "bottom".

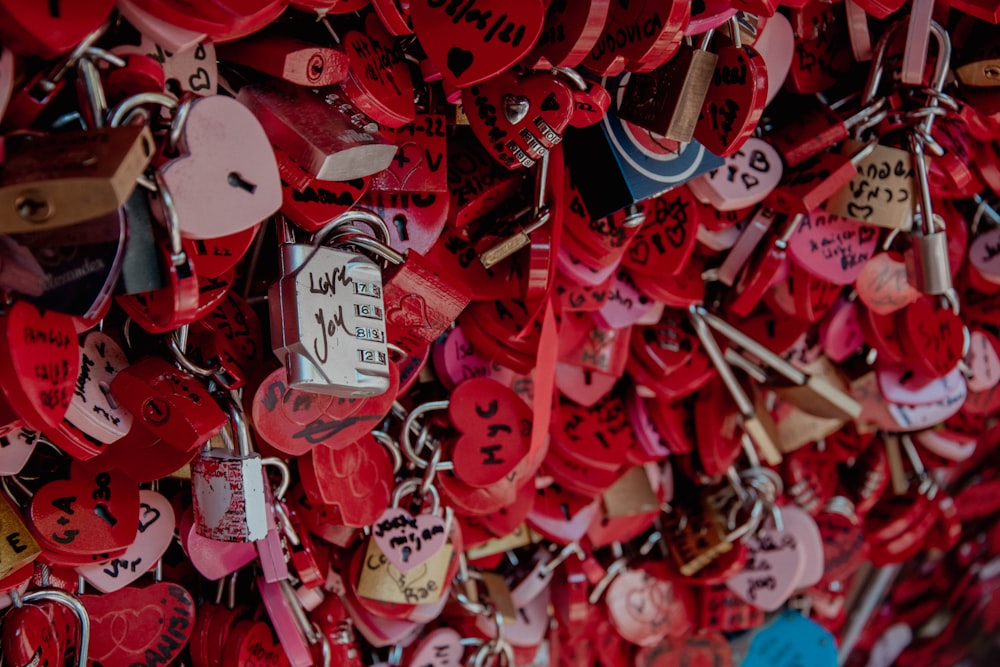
[{"left": 2, "top": 0, "right": 1000, "bottom": 666}]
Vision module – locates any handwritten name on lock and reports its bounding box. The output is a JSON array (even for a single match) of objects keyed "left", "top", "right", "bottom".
[
  {"left": 371, "top": 508, "right": 448, "bottom": 571},
  {"left": 358, "top": 537, "right": 452, "bottom": 605}
]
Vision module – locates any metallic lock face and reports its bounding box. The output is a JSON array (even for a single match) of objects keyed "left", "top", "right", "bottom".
[
  {"left": 905, "top": 213, "right": 952, "bottom": 295},
  {"left": 270, "top": 212, "right": 396, "bottom": 398},
  {"left": 190, "top": 400, "right": 267, "bottom": 543}
]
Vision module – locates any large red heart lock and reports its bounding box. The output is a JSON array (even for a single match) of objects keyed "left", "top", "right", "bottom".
[
  {"left": 298, "top": 434, "right": 395, "bottom": 527},
  {"left": 0, "top": 0, "right": 115, "bottom": 58},
  {"left": 1, "top": 603, "right": 63, "bottom": 667},
  {"left": 694, "top": 44, "right": 769, "bottom": 157},
  {"left": 409, "top": 0, "right": 546, "bottom": 89},
  {"left": 527, "top": 0, "right": 610, "bottom": 69},
  {"left": 463, "top": 69, "right": 575, "bottom": 170}
]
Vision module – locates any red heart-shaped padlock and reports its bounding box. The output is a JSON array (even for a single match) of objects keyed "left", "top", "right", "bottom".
[
  {"left": 339, "top": 14, "right": 416, "bottom": 128},
  {"left": 528, "top": 0, "right": 610, "bottom": 68},
  {"left": 298, "top": 434, "right": 394, "bottom": 527},
  {"left": 463, "top": 70, "right": 574, "bottom": 170},
  {"left": 694, "top": 44, "right": 768, "bottom": 157},
  {"left": 899, "top": 297, "right": 966, "bottom": 378},
  {"left": 0, "top": 0, "right": 115, "bottom": 58},
  {"left": 1, "top": 603, "right": 63, "bottom": 667}
]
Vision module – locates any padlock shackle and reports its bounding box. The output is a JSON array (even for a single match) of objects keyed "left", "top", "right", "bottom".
[
  {"left": 311, "top": 209, "right": 393, "bottom": 249},
  {"left": 390, "top": 477, "right": 441, "bottom": 515},
  {"left": 222, "top": 394, "right": 254, "bottom": 458},
  {"left": 21, "top": 588, "right": 91, "bottom": 667},
  {"left": 325, "top": 230, "right": 405, "bottom": 266},
  {"left": 862, "top": 19, "right": 950, "bottom": 107}
]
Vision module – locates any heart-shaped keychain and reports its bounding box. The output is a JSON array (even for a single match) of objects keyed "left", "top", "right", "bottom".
[
  {"left": 160, "top": 95, "right": 281, "bottom": 240},
  {"left": 339, "top": 14, "right": 416, "bottom": 128},
  {"left": 463, "top": 69, "right": 574, "bottom": 170},
  {"left": 83, "top": 582, "right": 196, "bottom": 667},
  {"left": 409, "top": 0, "right": 546, "bottom": 89},
  {"left": 528, "top": 0, "right": 609, "bottom": 68},
  {"left": 299, "top": 433, "right": 394, "bottom": 527},
  {"left": 0, "top": 302, "right": 79, "bottom": 433},
  {"left": 75, "top": 489, "right": 175, "bottom": 593},
  {"left": 448, "top": 378, "right": 533, "bottom": 487},
  {"left": 694, "top": 42, "right": 769, "bottom": 157}
]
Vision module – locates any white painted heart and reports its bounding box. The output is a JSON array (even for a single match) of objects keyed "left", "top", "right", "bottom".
[
  {"left": 371, "top": 508, "right": 448, "bottom": 573},
  {"left": 687, "top": 138, "right": 783, "bottom": 211},
  {"left": 77, "top": 490, "right": 174, "bottom": 593},
  {"left": 64, "top": 331, "right": 134, "bottom": 444}
]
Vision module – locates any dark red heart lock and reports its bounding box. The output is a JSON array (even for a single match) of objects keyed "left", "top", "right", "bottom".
[
  {"left": 310, "top": 595, "right": 365, "bottom": 667},
  {"left": 698, "top": 584, "right": 765, "bottom": 633},
  {"left": 584, "top": 0, "right": 690, "bottom": 74},
  {"left": 101, "top": 54, "right": 167, "bottom": 106},
  {"left": 857, "top": 303, "right": 907, "bottom": 364},
  {"left": 564, "top": 176, "right": 647, "bottom": 268},
  {"left": 82, "top": 582, "right": 195, "bottom": 667},
  {"left": 622, "top": 187, "right": 701, "bottom": 279},
  {"left": 445, "top": 378, "right": 533, "bottom": 487},
  {"left": 543, "top": 446, "right": 621, "bottom": 497},
  {"left": 92, "top": 426, "right": 200, "bottom": 484},
  {"left": 0, "top": 0, "right": 114, "bottom": 58},
  {"left": 897, "top": 296, "right": 966, "bottom": 379},
  {"left": 694, "top": 42, "right": 768, "bottom": 158},
  {"left": 444, "top": 132, "right": 526, "bottom": 235},
  {"left": 0, "top": 302, "right": 79, "bottom": 436},
  {"left": 528, "top": 482, "right": 600, "bottom": 544},
  {"left": 364, "top": 192, "right": 449, "bottom": 255},
  {"left": 693, "top": 378, "right": 743, "bottom": 478},
  {"left": 569, "top": 79, "right": 612, "bottom": 128},
  {"left": 298, "top": 433, "right": 394, "bottom": 528},
  {"left": 277, "top": 148, "right": 369, "bottom": 233},
  {"left": 109, "top": 356, "right": 227, "bottom": 453},
  {"left": 605, "top": 560, "right": 696, "bottom": 645},
  {"left": 551, "top": 388, "right": 633, "bottom": 473},
  {"left": 463, "top": 69, "right": 574, "bottom": 171},
  {"left": 816, "top": 500, "right": 869, "bottom": 584},
  {"left": 338, "top": 14, "right": 416, "bottom": 128},
  {"left": 863, "top": 483, "right": 932, "bottom": 547},
  {"left": 783, "top": 445, "right": 839, "bottom": 515},
  {"left": 526, "top": 0, "right": 610, "bottom": 68},
  {"left": 223, "top": 620, "right": 290, "bottom": 667},
  {"left": 638, "top": 632, "right": 734, "bottom": 667},
  {"left": 629, "top": 320, "right": 716, "bottom": 401},
  {"left": 647, "top": 394, "right": 696, "bottom": 456},
  {"left": 437, "top": 467, "right": 521, "bottom": 516},
  {"left": 458, "top": 300, "right": 541, "bottom": 375},
  {"left": 114, "top": 252, "right": 202, "bottom": 334},
  {"left": 28, "top": 461, "right": 139, "bottom": 560},
  {"left": 250, "top": 362, "right": 398, "bottom": 456},
  {"left": 772, "top": 265, "right": 842, "bottom": 324},
  {"left": 928, "top": 120, "right": 981, "bottom": 200},
  {"left": 726, "top": 235, "right": 791, "bottom": 318},
  {"left": 186, "top": 291, "right": 264, "bottom": 390},
  {"left": 409, "top": 0, "right": 545, "bottom": 89},
  {"left": 130, "top": 0, "right": 285, "bottom": 40},
  {"left": 183, "top": 225, "right": 259, "bottom": 280}
]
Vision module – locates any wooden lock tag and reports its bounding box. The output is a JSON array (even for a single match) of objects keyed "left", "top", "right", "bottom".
[
  {"left": 356, "top": 537, "right": 452, "bottom": 605},
  {"left": 824, "top": 139, "right": 917, "bottom": 230},
  {"left": 0, "top": 125, "right": 154, "bottom": 234},
  {"left": 0, "top": 493, "right": 40, "bottom": 580}
]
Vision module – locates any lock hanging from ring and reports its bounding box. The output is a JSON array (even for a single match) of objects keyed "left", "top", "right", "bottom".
[{"left": 269, "top": 210, "right": 403, "bottom": 398}]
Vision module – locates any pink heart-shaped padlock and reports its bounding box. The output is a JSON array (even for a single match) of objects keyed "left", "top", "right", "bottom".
[
  {"left": 371, "top": 508, "right": 449, "bottom": 573},
  {"left": 725, "top": 523, "right": 806, "bottom": 611}
]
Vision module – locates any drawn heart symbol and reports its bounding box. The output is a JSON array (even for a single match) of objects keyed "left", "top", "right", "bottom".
[
  {"left": 160, "top": 95, "right": 281, "bottom": 239},
  {"left": 788, "top": 209, "right": 879, "bottom": 285},
  {"left": 187, "top": 67, "right": 211, "bottom": 91},
  {"left": 448, "top": 378, "right": 532, "bottom": 487},
  {"left": 624, "top": 188, "right": 700, "bottom": 277},
  {"left": 387, "top": 293, "right": 432, "bottom": 329},
  {"left": 463, "top": 70, "right": 574, "bottom": 170},
  {"left": 82, "top": 582, "right": 195, "bottom": 667},
  {"left": 0, "top": 302, "right": 79, "bottom": 432},
  {"left": 28, "top": 462, "right": 140, "bottom": 556},
  {"left": 251, "top": 362, "right": 399, "bottom": 456},
  {"left": 409, "top": 0, "right": 545, "bottom": 88},
  {"left": 76, "top": 490, "right": 175, "bottom": 593},
  {"left": 408, "top": 627, "right": 464, "bottom": 666},
  {"left": 725, "top": 526, "right": 806, "bottom": 611},
  {"left": 1, "top": 604, "right": 62, "bottom": 667},
  {"left": 371, "top": 507, "right": 449, "bottom": 573},
  {"left": 299, "top": 433, "right": 394, "bottom": 528},
  {"left": 695, "top": 45, "right": 769, "bottom": 157}
]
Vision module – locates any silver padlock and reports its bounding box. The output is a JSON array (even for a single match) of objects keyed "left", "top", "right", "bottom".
[
  {"left": 190, "top": 396, "right": 268, "bottom": 542},
  {"left": 269, "top": 210, "right": 403, "bottom": 397}
]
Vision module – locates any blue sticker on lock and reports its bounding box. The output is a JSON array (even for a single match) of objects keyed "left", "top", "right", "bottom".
[
  {"left": 563, "top": 74, "right": 724, "bottom": 220},
  {"left": 739, "top": 610, "right": 837, "bottom": 667}
]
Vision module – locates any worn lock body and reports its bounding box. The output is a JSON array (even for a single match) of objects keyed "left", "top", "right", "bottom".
[
  {"left": 906, "top": 213, "right": 952, "bottom": 295},
  {"left": 190, "top": 421, "right": 268, "bottom": 543},
  {"left": 270, "top": 237, "right": 390, "bottom": 398}
]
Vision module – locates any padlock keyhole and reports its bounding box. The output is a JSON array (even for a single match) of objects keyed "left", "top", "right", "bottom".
[
  {"left": 93, "top": 503, "right": 119, "bottom": 527},
  {"left": 228, "top": 171, "right": 258, "bottom": 194}
]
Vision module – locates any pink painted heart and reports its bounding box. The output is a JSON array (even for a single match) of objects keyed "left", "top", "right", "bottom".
[
  {"left": 76, "top": 490, "right": 175, "bottom": 593},
  {"left": 751, "top": 12, "right": 794, "bottom": 105},
  {"left": 371, "top": 508, "right": 448, "bottom": 573},
  {"left": 779, "top": 505, "right": 824, "bottom": 588},
  {"left": 788, "top": 209, "right": 879, "bottom": 285},
  {"left": 179, "top": 508, "right": 258, "bottom": 580},
  {"left": 0, "top": 423, "right": 41, "bottom": 476},
  {"left": 160, "top": 95, "right": 281, "bottom": 239},
  {"left": 409, "top": 0, "right": 545, "bottom": 89},
  {"left": 687, "top": 138, "right": 783, "bottom": 210},
  {"left": 82, "top": 582, "right": 195, "bottom": 667},
  {"left": 408, "top": 627, "right": 464, "bottom": 666},
  {"left": 726, "top": 526, "right": 806, "bottom": 612},
  {"left": 606, "top": 566, "right": 693, "bottom": 646},
  {"left": 886, "top": 378, "right": 967, "bottom": 432},
  {"left": 0, "top": 302, "right": 78, "bottom": 432},
  {"left": 64, "top": 331, "right": 133, "bottom": 445},
  {"left": 855, "top": 251, "right": 920, "bottom": 315}
]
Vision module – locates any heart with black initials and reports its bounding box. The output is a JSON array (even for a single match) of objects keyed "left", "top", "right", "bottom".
[
  {"left": 409, "top": 0, "right": 545, "bottom": 89},
  {"left": 371, "top": 507, "right": 449, "bottom": 573},
  {"left": 463, "top": 70, "right": 574, "bottom": 170}
]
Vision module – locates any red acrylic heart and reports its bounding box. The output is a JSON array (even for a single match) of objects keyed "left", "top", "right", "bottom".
[
  {"left": 695, "top": 45, "right": 768, "bottom": 157},
  {"left": 899, "top": 297, "right": 966, "bottom": 378},
  {"left": 82, "top": 582, "right": 195, "bottom": 667},
  {"left": 299, "top": 433, "right": 394, "bottom": 527},
  {"left": 409, "top": 0, "right": 545, "bottom": 89},
  {"left": 2, "top": 604, "right": 62, "bottom": 667},
  {"left": 449, "top": 378, "right": 533, "bottom": 488}
]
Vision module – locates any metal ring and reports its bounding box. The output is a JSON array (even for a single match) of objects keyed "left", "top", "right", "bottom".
[
  {"left": 311, "top": 209, "right": 393, "bottom": 248},
  {"left": 152, "top": 171, "right": 186, "bottom": 262},
  {"left": 324, "top": 231, "right": 405, "bottom": 266},
  {"left": 261, "top": 457, "right": 291, "bottom": 501},
  {"left": 390, "top": 477, "right": 440, "bottom": 514},
  {"left": 22, "top": 589, "right": 90, "bottom": 667},
  {"left": 372, "top": 431, "right": 404, "bottom": 474},
  {"left": 109, "top": 91, "right": 178, "bottom": 128},
  {"left": 400, "top": 400, "right": 451, "bottom": 470}
]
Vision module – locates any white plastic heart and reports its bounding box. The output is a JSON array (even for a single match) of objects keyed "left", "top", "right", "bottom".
[
  {"left": 0, "top": 423, "right": 42, "bottom": 476},
  {"left": 64, "top": 331, "right": 134, "bottom": 444},
  {"left": 966, "top": 329, "right": 1000, "bottom": 392},
  {"left": 160, "top": 95, "right": 281, "bottom": 239},
  {"left": 726, "top": 519, "right": 807, "bottom": 612},
  {"left": 114, "top": 35, "right": 218, "bottom": 97},
  {"left": 750, "top": 13, "right": 794, "bottom": 106},
  {"left": 76, "top": 489, "right": 175, "bottom": 593},
  {"left": 687, "top": 138, "right": 783, "bottom": 211}
]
